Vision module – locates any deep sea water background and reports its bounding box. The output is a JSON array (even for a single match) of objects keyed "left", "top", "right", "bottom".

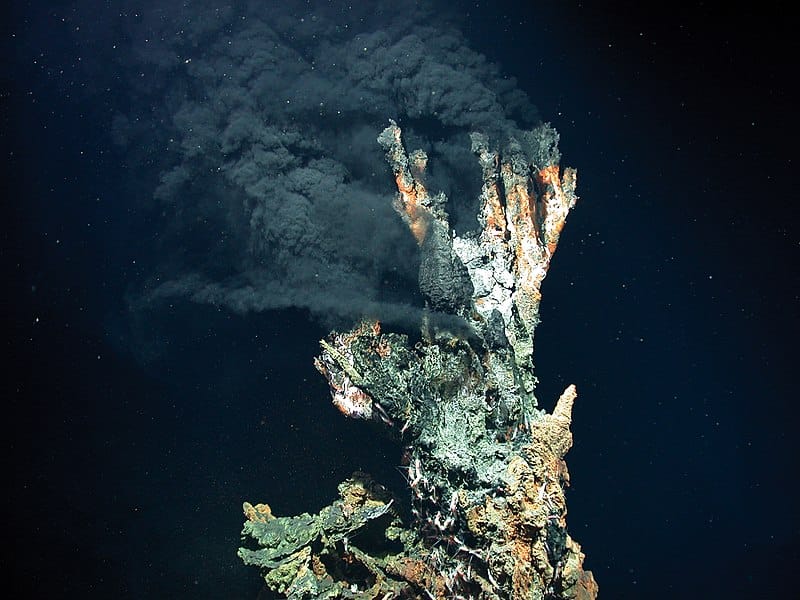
[{"left": 4, "top": 1, "right": 796, "bottom": 598}]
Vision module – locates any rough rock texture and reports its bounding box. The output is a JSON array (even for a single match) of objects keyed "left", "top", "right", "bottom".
[{"left": 240, "top": 122, "right": 597, "bottom": 599}]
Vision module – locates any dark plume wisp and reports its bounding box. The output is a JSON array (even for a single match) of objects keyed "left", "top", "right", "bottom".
[{"left": 116, "top": 1, "right": 543, "bottom": 329}]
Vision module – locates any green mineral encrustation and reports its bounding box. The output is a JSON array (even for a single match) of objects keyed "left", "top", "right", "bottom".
[{"left": 239, "top": 122, "right": 597, "bottom": 599}]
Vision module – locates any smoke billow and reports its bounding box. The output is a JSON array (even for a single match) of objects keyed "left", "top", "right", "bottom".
[{"left": 116, "top": 0, "right": 542, "bottom": 328}]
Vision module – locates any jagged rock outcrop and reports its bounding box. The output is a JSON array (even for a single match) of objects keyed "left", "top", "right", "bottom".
[{"left": 239, "top": 121, "right": 596, "bottom": 599}]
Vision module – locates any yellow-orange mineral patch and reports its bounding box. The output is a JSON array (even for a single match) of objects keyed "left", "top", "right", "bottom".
[{"left": 243, "top": 501, "right": 275, "bottom": 523}]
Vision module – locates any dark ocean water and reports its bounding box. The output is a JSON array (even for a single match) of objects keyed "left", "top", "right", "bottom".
[{"left": 4, "top": 1, "right": 797, "bottom": 598}]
